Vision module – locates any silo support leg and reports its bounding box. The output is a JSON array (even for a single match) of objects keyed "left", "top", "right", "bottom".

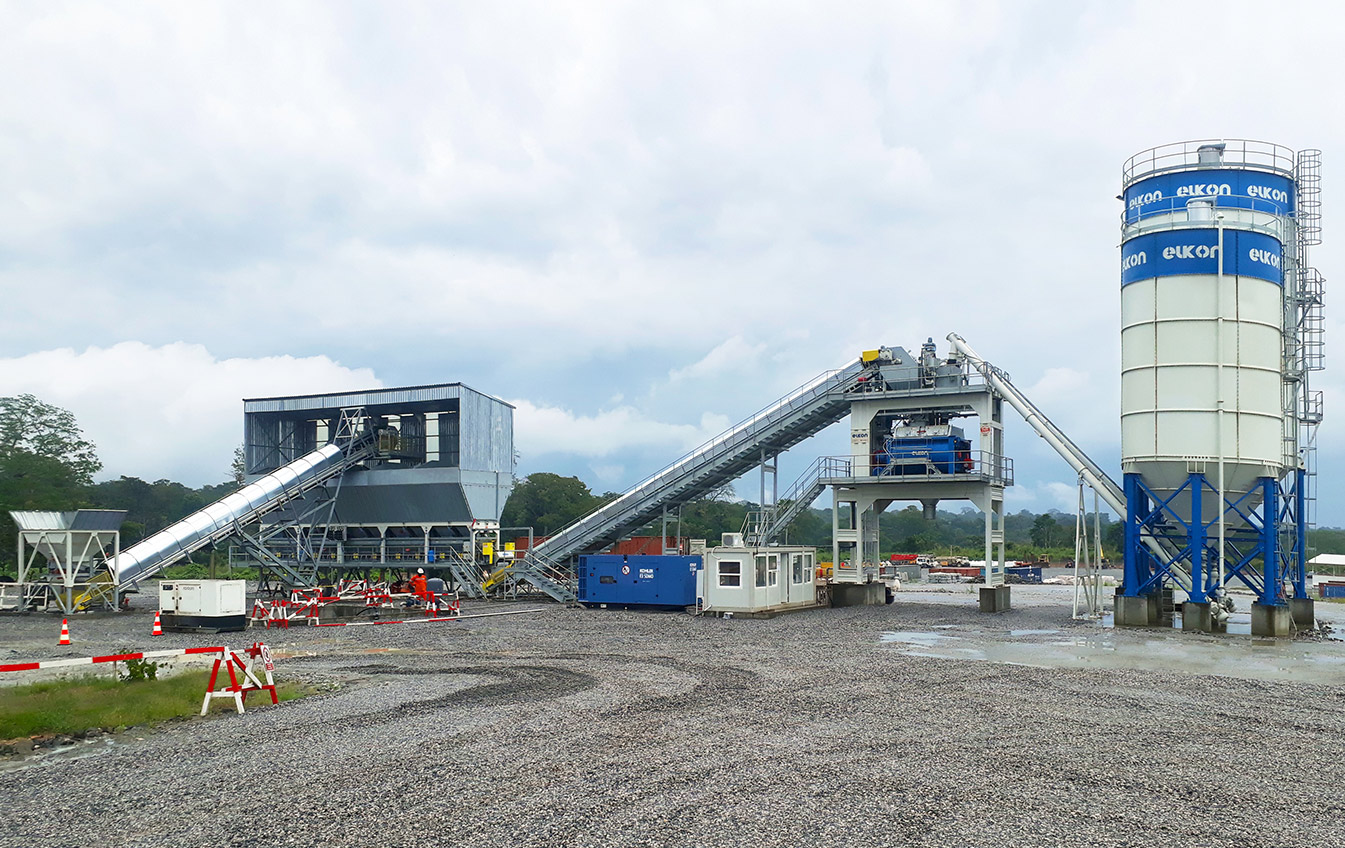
[
  {"left": 1251, "top": 603, "right": 1292, "bottom": 637},
  {"left": 1114, "top": 591, "right": 1158, "bottom": 626},
  {"left": 1289, "top": 598, "right": 1316, "bottom": 630},
  {"left": 1181, "top": 601, "right": 1213, "bottom": 632}
]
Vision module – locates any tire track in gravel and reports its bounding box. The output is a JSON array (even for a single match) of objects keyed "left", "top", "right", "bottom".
[
  {"left": 532, "top": 651, "right": 762, "bottom": 716},
  {"left": 320, "top": 663, "right": 597, "bottom": 727}
]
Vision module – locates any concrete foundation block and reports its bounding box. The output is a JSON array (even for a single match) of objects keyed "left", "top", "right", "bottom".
[
  {"left": 831, "top": 582, "right": 885, "bottom": 607},
  {"left": 979, "top": 585, "right": 1011, "bottom": 613},
  {"left": 1115, "top": 592, "right": 1156, "bottom": 627},
  {"left": 1290, "top": 597, "right": 1316, "bottom": 631},
  {"left": 1251, "top": 603, "right": 1292, "bottom": 638},
  {"left": 1181, "top": 601, "right": 1213, "bottom": 633}
]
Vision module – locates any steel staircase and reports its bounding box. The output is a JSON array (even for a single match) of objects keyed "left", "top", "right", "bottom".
[
  {"left": 531, "top": 363, "right": 867, "bottom": 565},
  {"left": 741, "top": 455, "right": 839, "bottom": 545},
  {"left": 443, "top": 552, "right": 487, "bottom": 599}
]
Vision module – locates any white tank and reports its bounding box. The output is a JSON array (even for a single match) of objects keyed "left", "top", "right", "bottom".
[{"left": 1119, "top": 140, "right": 1297, "bottom": 520}]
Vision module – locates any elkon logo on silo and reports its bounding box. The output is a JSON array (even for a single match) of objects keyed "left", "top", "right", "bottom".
[{"left": 1162, "top": 244, "right": 1219, "bottom": 259}]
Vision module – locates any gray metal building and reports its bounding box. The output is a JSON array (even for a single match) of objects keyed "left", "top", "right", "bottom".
[{"left": 240, "top": 383, "right": 515, "bottom": 580}]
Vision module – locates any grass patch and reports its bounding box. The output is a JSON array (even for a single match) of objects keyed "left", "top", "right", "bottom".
[{"left": 0, "top": 669, "right": 311, "bottom": 741}]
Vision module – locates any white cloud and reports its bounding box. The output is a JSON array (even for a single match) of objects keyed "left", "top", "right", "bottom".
[
  {"left": 509, "top": 398, "right": 730, "bottom": 460},
  {"left": 668, "top": 336, "right": 767, "bottom": 383},
  {"left": 0, "top": 2, "right": 1341, "bottom": 518},
  {"left": 0, "top": 343, "right": 380, "bottom": 486},
  {"left": 1006, "top": 480, "right": 1095, "bottom": 516}
]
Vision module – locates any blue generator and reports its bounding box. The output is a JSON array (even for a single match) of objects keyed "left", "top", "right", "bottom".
[{"left": 577, "top": 554, "right": 701, "bottom": 609}]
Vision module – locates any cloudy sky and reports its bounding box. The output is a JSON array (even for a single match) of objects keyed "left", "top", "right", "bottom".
[{"left": 1, "top": 2, "right": 1341, "bottom": 523}]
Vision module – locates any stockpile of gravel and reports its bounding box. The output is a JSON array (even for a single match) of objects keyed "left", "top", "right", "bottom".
[{"left": 2, "top": 593, "right": 1344, "bottom": 847}]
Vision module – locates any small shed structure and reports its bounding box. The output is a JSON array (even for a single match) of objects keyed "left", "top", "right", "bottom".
[{"left": 698, "top": 544, "right": 823, "bottom": 616}]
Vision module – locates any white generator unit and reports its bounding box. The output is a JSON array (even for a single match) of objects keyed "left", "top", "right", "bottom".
[{"left": 158, "top": 579, "right": 247, "bottom": 632}]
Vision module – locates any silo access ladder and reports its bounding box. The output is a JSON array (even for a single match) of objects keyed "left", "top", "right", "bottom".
[{"left": 529, "top": 362, "right": 869, "bottom": 569}]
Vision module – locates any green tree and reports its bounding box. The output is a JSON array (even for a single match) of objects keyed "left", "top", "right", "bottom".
[
  {"left": 0, "top": 394, "right": 101, "bottom": 484},
  {"left": 1029, "top": 513, "right": 1063, "bottom": 548},
  {"left": 231, "top": 445, "right": 246, "bottom": 485},
  {"left": 501, "top": 473, "right": 606, "bottom": 534},
  {"left": 0, "top": 396, "right": 102, "bottom": 572}
]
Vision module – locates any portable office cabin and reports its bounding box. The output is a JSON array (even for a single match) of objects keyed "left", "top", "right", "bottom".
[{"left": 699, "top": 545, "right": 823, "bottom": 616}]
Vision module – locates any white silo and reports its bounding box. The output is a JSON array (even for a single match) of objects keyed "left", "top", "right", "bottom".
[{"left": 1117, "top": 139, "right": 1322, "bottom": 635}]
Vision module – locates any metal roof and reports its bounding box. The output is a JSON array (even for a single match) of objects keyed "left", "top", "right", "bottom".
[
  {"left": 70, "top": 510, "right": 128, "bottom": 531},
  {"left": 9, "top": 510, "right": 127, "bottom": 532},
  {"left": 243, "top": 382, "right": 514, "bottom": 414},
  {"left": 8, "top": 511, "right": 76, "bottom": 531}
]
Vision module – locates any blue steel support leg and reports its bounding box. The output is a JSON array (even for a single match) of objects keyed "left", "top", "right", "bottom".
[
  {"left": 1187, "top": 474, "right": 1207, "bottom": 604},
  {"left": 1260, "top": 477, "right": 1280, "bottom": 606},
  {"left": 1123, "top": 473, "right": 1144, "bottom": 597},
  {"left": 1294, "top": 468, "right": 1308, "bottom": 599}
]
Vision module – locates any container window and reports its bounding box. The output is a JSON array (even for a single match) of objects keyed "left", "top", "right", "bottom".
[
  {"left": 792, "top": 554, "right": 804, "bottom": 584},
  {"left": 755, "top": 556, "right": 768, "bottom": 587},
  {"left": 719, "top": 561, "right": 741, "bottom": 587},
  {"left": 767, "top": 555, "right": 779, "bottom": 586}
]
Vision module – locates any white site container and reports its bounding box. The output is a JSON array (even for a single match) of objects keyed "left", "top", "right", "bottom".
[
  {"left": 158, "top": 579, "right": 247, "bottom": 631},
  {"left": 698, "top": 545, "right": 822, "bottom": 616}
]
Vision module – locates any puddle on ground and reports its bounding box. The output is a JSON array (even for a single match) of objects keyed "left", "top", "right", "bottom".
[
  {"left": 881, "top": 622, "right": 1345, "bottom": 685},
  {"left": 0, "top": 735, "right": 121, "bottom": 775},
  {"left": 881, "top": 631, "right": 960, "bottom": 648}
]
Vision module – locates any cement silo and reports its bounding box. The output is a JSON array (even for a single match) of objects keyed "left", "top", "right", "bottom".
[{"left": 1117, "top": 139, "right": 1323, "bottom": 636}]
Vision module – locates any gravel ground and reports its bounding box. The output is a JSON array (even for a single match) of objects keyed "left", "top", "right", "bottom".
[{"left": 3, "top": 587, "right": 1345, "bottom": 847}]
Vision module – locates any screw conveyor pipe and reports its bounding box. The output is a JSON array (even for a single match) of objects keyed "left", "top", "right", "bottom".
[{"left": 945, "top": 333, "right": 1188, "bottom": 590}]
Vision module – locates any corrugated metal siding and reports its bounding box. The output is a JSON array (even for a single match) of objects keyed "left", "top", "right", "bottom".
[
  {"left": 243, "top": 383, "right": 515, "bottom": 414},
  {"left": 458, "top": 390, "right": 513, "bottom": 474},
  {"left": 9, "top": 511, "right": 77, "bottom": 531}
]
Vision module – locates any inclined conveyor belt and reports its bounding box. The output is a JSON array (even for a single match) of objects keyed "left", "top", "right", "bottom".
[
  {"left": 533, "top": 362, "right": 867, "bottom": 563},
  {"left": 107, "top": 436, "right": 376, "bottom": 588},
  {"left": 946, "top": 333, "right": 1189, "bottom": 589}
]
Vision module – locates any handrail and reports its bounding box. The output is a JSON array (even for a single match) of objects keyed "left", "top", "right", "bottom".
[
  {"left": 534, "top": 363, "right": 864, "bottom": 558},
  {"left": 1122, "top": 139, "right": 1296, "bottom": 186}
]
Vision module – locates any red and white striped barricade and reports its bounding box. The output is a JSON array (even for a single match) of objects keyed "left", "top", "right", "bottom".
[
  {"left": 0, "top": 645, "right": 225, "bottom": 675},
  {"left": 201, "top": 642, "right": 279, "bottom": 715}
]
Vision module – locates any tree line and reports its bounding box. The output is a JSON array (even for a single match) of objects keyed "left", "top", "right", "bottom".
[{"left": 3, "top": 394, "right": 1342, "bottom": 572}]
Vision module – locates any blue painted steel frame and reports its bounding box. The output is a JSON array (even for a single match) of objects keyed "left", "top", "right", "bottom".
[{"left": 1122, "top": 470, "right": 1307, "bottom": 606}]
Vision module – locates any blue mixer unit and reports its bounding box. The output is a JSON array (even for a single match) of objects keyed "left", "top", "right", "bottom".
[{"left": 873, "top": 435, "right": 973, "bottom": 476}]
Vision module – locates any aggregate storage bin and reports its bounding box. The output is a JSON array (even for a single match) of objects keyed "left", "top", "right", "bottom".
[
  {"left": 158, "top": 579, "right": 248, "bottom": 632},
  {"left": 577, "top": 555, "right": 701, "bottom": 609}
]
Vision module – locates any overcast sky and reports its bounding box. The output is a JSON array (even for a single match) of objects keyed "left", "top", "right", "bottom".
[{"left": 0, "top": 2, "right": 1341, "bottom": 524}]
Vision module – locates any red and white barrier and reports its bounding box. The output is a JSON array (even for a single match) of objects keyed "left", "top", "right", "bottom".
[
  {"left": 1, "top": 643, "right": 283, "bottom": 717},
  {"left": 0, "top": 645, "right": 225, "bottom": 674},
  {"left": 200, "top": 643, "right": 278, "bottom": 715},
  {"left": 249, "top": 584, "right": 460, "bottom": 628},
  {"left": 312, "top": 607, "right": 541, "bottom": 628}
]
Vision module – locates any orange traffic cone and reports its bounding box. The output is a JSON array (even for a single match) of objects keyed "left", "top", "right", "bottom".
[
  {"left": 152, "top": 611, "right": 163, "bottom": 637},
  {"left": 59, "top": 618, "right": 71, "bottom": 646}
]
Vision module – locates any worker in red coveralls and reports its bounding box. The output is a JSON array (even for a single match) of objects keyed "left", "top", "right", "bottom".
[{"left": 410, "top": 568, "right": 428, "bottom": 604}]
